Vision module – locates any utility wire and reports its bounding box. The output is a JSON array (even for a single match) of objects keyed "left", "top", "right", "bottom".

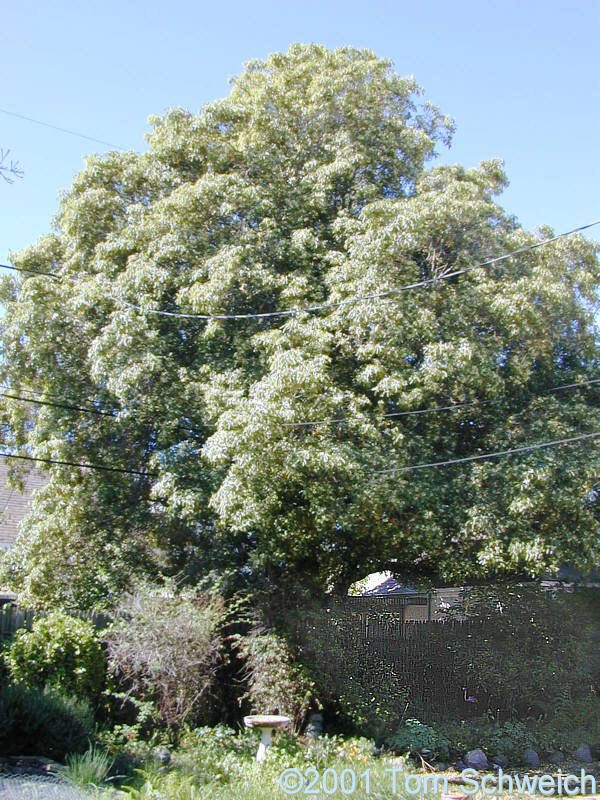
[
  {"left": 0, "top": 450, "right": 155, "bottom": 477},
  {"left": 283, "top": 401, "right": 481, "bottom": 427},
  {"left": 6, "top": 219, "right": 598, "bottom": 298},
  {"left": 0, "top": 382, "right": 118, "bottom": 410},
  {"left": 112, "top": 219, "right": 600, "bottom": 321},
  {"left": 286, "top": 377, "right": 600, "bottom": 427},
  {"left": 377, "top": 431, "right": 600, "bottom": 474},
  {"left": 0, "top": 107, "right": 127, "bottom": 151},
  {"left": 1, "top": 377, "right": 599, "bottom": 428},
  {"left": 0, "top": 382, "right": 598, "bottom": 478},
  {"left": 0, "top": 429, "right": 597, "bottom": 481},
  {"left": 0, "top": 263, "right": 59, "bottom": 279},
  {"left": 0, "top": 391, "right": 116, "bottom": 417}
]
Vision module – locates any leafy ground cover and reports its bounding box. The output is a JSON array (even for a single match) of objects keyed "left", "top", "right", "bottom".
[{"left": 43, "top": 724, "right": 599, "bottom": 800}]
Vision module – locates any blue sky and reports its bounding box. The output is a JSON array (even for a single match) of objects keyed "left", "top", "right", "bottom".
[{"left": 1, "top": 0, "right": 598, "bottom": 265}]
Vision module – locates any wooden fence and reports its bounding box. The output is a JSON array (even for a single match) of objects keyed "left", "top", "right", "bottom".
[
  {"left": 0, "top": 605, "right": 110, "bottom": 639},
  {"left": 0, "top": 605, "right": 36, "bottom": 639},
  {"left": 288, "top": 602, "right": 508, "bottom": 718}
]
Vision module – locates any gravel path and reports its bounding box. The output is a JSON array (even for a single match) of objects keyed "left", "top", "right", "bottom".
[{"left": 0, "top": 776, "right": 97, "bottom": 799}]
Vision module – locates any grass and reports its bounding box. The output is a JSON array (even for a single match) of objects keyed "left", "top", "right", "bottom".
[{"left": 62, "top": 744, "right": 114, "bottom": 789}]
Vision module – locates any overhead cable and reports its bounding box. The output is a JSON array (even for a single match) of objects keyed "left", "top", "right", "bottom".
[
  {"left": 112, "top": 219, "right": 600, "bottom": 321},
  {"left": 287, "top": 377, "right": 600, "bottom": 427},
  {"left": 376, "top": 431, "right": 600, "bottom": 474},
  {"left": 0, "top": 107, "right": 127, "bottom": 151},
  {"left": 0, "top": 450, "right": 155, "bottom": 477},
  {"left": 0, "top": 391, "right": 116, "bottom": 417},
  {"left": 0, "top": 262, "right": 59, "bottom": 278},
  {"left": 1, "top": 377, "right": 599, "bottom": 428}
]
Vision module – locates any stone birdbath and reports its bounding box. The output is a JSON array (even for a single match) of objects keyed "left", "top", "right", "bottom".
[{"left": 244, "top": 714, "right": 291, "bottom": 762}]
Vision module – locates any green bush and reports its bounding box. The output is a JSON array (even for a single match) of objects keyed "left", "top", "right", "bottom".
[
  {"left": 0, "top": 682, "right": 94, "bottom": 760},
  {"left": 433, "top": 709, "right": 600, "bottom": 763},
  {"left": 386, "top": 718, "right": 450, "bottom": 761},
  {"left": 435, "top": 717, "right": 533, "bottom": 762},
  {"left": 234, "top": 629, "right": 317, "bottom": 732},
  {"left": 5, "top": 611, "right": 106, "bottom": 701}
]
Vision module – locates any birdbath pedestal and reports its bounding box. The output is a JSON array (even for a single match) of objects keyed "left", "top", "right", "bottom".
[{"left": 244, "top": 715, "right": 291, "bottom": 762}]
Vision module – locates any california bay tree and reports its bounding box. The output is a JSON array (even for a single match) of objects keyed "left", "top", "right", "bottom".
[{"left": 1, "top": 44, "right": 599, "bottom": 607}]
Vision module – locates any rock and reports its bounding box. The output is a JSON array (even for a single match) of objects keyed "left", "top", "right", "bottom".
[
  {"left": 436, "top": 763, "right": 449, "bottom": 772},
  {"left": 524, "top": 748, "right": 540, "bottom": 768},
  {"left": 465, "top": 749, "right": 489, "bottom": 770},
  {"left": 575, "top": 744, "right": 593, "bottom": 762},
  {"left": 154, "top": 748, "right": 171, "bottom": 765},
  {"left": 454, "top": 760, "right": 466, "bottom": 772},
  {"left": 305, "top": 713, "right": 324, "bottom": 739},
  {"left": 492, "top": 755, "right": 508, "bottom": 768},
  {"left": 549, "top": 750, "right": 565, "bottom": 763},
  {"left": 387, "top": 756, "right": 407, "bottom": 769}
]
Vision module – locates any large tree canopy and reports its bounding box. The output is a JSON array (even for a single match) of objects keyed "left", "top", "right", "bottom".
[{"left": 1, "top": 44, "right": 599, "bottom": 608}]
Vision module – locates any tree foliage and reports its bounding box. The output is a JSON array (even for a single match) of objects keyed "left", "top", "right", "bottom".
[{"left": 1, "top": 44, "right": 599, "bottom": 606}]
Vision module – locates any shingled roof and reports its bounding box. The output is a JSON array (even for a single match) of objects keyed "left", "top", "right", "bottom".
[
  {"left": 361, "top": 575, "right": 420, "bottom": 596},
  {"left": 0, "top": 463, "right": 48, "bottom": 551}
]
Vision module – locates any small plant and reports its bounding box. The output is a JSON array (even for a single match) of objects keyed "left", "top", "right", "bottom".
[
  {"left": 123, "top": 765, "right": 204, "bottom": 800},
  {"left": 386, "top": 718, "right": 450, "bottom": 761},
  {"left": 63, "top": 744, "right": 114, "bottom": 788}
]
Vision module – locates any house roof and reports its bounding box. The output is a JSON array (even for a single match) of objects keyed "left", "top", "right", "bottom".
[
  {"left": 0, "top": 463, "right": 47, "bottom": 551},
  {"left": 361, "top": 576, "right": 420, "bottom": 596}
]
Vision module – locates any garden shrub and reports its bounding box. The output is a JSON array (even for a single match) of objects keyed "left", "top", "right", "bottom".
[
  {"left": 0, "top": 683, "right": 94, "bottom": 760},
  {"left": 435, "top": 717, "right": 533, "bottom": 762},
  {"left": 427, "top": 712, "right": 600, "bottom": 763},
  {"left": 5, "top": 610, "right": 106, "bottom": 701},
  {"left": 234, "top": 629, "right": 317, "bottom": 732},
  {"left": 63, "top": 744, "right": 114, "bottom": 788},
  {"left": 105, "top": 582, "right": 229, "bottom": 730},
  {"left": 386, "top": 718, "right": 450, "bottom": 761}
]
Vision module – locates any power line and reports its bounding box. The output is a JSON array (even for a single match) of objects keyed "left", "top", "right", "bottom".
[
  {"left": 284, "top": 401, "right": 480, "bottom": 427},
  {"left": 112, "top": 219, "right": 600, "bottom": 321},
  {"left": 0, "top": 385, "right": 598, "bottom": 479},
  {"left": 376, "top": 431, "right": 600, "bottom": 474},
  {"left": 0, "top": 382, "right": 118, "bottom": 410},
  {"left": 0, "top": 430, "right": 596, "bottom": 482},
  {"left": 0, "top": 450, "right": 155, "bottom": 477},
  {"left": 1, "top": 377, "right": 599, "bottom": 429},
  {"left": 0, "top": 391, "right": 116, "bottom": 417},
  {"left": 0, "top": 263, "right": 59, "bottom": 279},
  {"left": 277, "top": 377, "right": 600, "bottom": 427},
  {"left": 0, "top": 107, "right": 127, "bottom": 151}
]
